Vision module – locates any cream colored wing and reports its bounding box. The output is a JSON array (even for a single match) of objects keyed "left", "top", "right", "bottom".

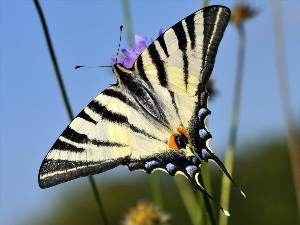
[
  {"left": 39, "top": 85, "right": 133, "bottom": 188},
  {"left": 133, "top": 6, "right": 230, "bottom": 96},
  {"left": 38, "top": 83, "right": 197, "bottom": 189}
]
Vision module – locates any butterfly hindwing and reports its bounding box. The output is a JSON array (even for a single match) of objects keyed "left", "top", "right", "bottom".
[{"left": 113, "top": 65, "right": 210, "bottom": 189}]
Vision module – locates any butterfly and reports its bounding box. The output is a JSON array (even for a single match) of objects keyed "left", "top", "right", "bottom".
[{"left": 39, "top": 5, "right": 242, "bottom": 214}]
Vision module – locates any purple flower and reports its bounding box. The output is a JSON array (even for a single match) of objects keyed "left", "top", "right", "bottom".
[{"left": 112, "top": 28, "right": 163, "bottom": 68}]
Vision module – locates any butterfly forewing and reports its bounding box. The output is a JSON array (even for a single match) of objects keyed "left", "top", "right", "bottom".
[
  {"left": 39, "top": 85, "right": 133, "bottom": 188},
  {"left": 133, "top": 6, "right": 230, "bottom": 96}
]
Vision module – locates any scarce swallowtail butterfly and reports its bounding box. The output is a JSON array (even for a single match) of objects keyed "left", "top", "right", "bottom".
[{"left": 39, "top": 5, "right": 243, "bottom": 214}]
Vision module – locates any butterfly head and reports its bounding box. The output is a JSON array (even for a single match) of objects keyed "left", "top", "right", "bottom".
[{"left": 112, "top": 63, "right": 133, "bottom": 85}]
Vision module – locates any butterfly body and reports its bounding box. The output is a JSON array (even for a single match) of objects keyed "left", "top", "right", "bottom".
[{"left": 39, "top": 7, "right": 239, "bottom": 207}]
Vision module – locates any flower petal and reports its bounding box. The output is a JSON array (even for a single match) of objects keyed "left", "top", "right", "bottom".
[
  {"left": 112, "top": 29, "right": 163, "bottom": 68},
  {"left": 122, "top": 49, "right": 136, "bottom": 61},
  {"left": 158, "top": 28, "right": 164, "bottom": 36}
]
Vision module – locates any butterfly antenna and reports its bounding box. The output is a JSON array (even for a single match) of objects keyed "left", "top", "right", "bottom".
[
  {"left": 206, "top": 151, "right": 246, "bottom": 198},
  {"left": 76, "top": 26, "right": 123, "bottom": 69},
  {"left": 114, "top": 25, "right": 123, "bottom": 64},
  {"left": 75, "top": 65, "right": 112, "bottom": 69},
  {"left": 75, "top": 26, "right": 123, "bottom": 69}
]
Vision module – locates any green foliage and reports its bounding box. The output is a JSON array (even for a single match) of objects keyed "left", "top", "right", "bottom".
[
  {"left": 239, "top": 143, "right": 297, "bottom": 224},
  {"left": 214, "top": 139, "right": 298, "bottom": 225}
]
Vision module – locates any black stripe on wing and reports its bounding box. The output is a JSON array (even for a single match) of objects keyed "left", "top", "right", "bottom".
[
  {"left": 77, "top": 110, "right": 97, "bottom": 124},
  {"left": 52, "top": 127, "right": 129, "bottom": 153},
  {"left": 102, "top": 88, "right": 128, "bottom": 104},
  {"left": 169, "top": 91, "right": 183, "bottom": 126},
  {"left": 185, "top": 13, "right": 196, "bottom": 49},
  {"left": 157, "top": 35, "right": 169, "bottom": 57},
  {"left": 148, "top": 44, "right": 168, "bottom": 87},
  {"left": 173, "top": 23, "right": 188, "bottom": 90},
  {"left": 52, "top": 139, "right": 86, "bottom": 152},
  {"left": 102, "top": 86, "right": 142, "bottom": 113},
  {"left": 198, "top": 7, "right": 230, "bottom": 90},
  {"left": 88, "top": 100, "right": 128, "bottom": 124},
  {"left": 61, "top": 128, "right": 88, "bottom": 144},
  {"left": 183, "top": 13, "right": 196, "bottom": 88},
  {"left": 39, "top": 157, "right": 127, "bottom": 188},
  {"left": 77, "top": 86, "right": 130, "bottom": 125},
  {"left": 129, "top": 124, "right": 162, "bottom": 141},
  {"left": 136, "top": 56, "right": 150, "bottom": 83}
]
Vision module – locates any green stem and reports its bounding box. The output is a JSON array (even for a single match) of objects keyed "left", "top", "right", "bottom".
[
  {"left": 174, "top": 176, "right": 203, "bottom": 225},
  {"left": 33, "top": 1, "right": 109, "bottom": 224},
  {"left": 198, "top": 173, "right": 216, "bottom": 225},
  {"left": 122, "top": 0, "right": 134, "bottom": 44},
  {"left": 150, "top": 173, "right": 164, "bottom": 210},
  {"left": 272, "top": 1, "right": 300, "bottom": 221},
  {"left": 33, "top": 0, "right": 72, "bottom": 120},
  {"left": 219, "top": 24, "right": 245, "bottom": 225},
  {"left": 202, "top": 0, "right": 209, "bottom": 7},
  {"left": 88, "top": 176, "right": 109, "bottom": 225}
]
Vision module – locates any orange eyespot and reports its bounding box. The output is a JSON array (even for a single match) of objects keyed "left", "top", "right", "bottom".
[
  {"left": 168, "top": 127, "right": 190, "bottom": 151},
  {"left": 168, "top": 133, "right": 180, "bottom": 151},
  {"left": 177, "top": 127, "right": 190, "bottom": 138}
]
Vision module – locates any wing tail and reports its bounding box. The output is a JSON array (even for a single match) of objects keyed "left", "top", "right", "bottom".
[{"left": 201, "top": 149, "right": 246, "bottom": 198}]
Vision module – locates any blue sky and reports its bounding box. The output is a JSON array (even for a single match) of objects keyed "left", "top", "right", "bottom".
[{"left": 1, "top": 1, "right": 299, "bottom": 224}]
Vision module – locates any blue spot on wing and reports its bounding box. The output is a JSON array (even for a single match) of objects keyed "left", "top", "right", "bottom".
[
  {"left": 185, "top": 165, "right": 198, "bottom": 177},
  {"left": 145, "top": 160, "right": 159, "bottom": 170},
  {"left": 166, "top": 163, "right": 176, "bottom": 174},
  {"left": 199, "top": 129, "right": 207, "bottom": 138},
  {"left": 201, "top": 148, "right": 211, "bottom": 161},
  {"left": 198, "top": 108, "right": 209, "bottom": 119}
]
